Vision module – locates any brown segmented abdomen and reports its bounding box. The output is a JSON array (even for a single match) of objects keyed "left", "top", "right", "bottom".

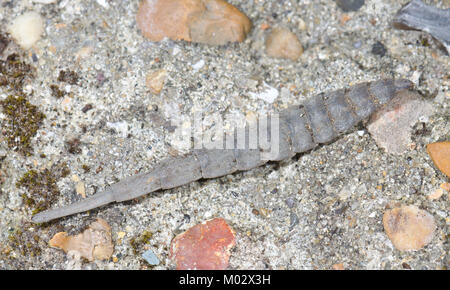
[{"left": 31, "top": 79, "right": 414, "bottom": 223}]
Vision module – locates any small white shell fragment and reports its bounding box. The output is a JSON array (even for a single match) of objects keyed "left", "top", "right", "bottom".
[
  {"left": 249, "top": 82, "right": 279, "bottom": 103},
  {"left": 96, "top": 0, "right": 110, "bottom": 8},
  {"left": 192, "top": 59, "right": 205, "bottom": 71}
]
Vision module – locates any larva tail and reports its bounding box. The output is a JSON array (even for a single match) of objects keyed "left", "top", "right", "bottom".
[{"left": 31, "top": 189, "right": 115, "bottom": 223}]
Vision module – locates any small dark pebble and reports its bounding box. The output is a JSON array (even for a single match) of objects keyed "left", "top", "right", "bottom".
[
  {"left": 371, "top": 41, "right": 387, "bottom": 57},
  {"left": 230, "top": 191, "right": 239, "bottom": 198},
  {"left": 31, "top": 53, "right": 38, "bottom": 62},
  {"left": 402, "top": 262, "right": 412, "bottom": 269},
  {"left": 81, "top": 104, "right": 93, "bottom": 113},
  {"left": 335, "top": 0, "right": 365, "bottom": 12}
]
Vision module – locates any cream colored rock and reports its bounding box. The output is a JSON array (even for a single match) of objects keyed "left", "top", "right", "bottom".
[
  {"left": 427, "top": 188, "right": 444, "bottom": 200},
  {"left": 136, "top": 0, "right": 251, "bottom": 45},
  {"left": 8, "top": 12, "right": 44, "bottom": 50},
  {"left": 383, "top": 205, "right": 435, "bottom": 251},
  {"left": 49, "top": 218, "right": 114, "bottom": 261},
  {"left": 146, "top": 69, "right": 167, "bottom": 94},
  {"left": 75, "top": 182, "right": 86, "bottom": 198},
  {"left": 265, "top": 27, "right": 303, "bottom": 61}
]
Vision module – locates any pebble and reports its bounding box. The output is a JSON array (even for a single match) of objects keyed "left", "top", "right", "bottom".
[
  {"left": 285, "top": 197, "right": 295, "bottom": 208},
  {"left": 427, "top": 188, "right": 444, "bottom": 200},
  {"left": 75, "top": 182, "right": 86, "bottom": 198},
  {"left": 49, "top": 218, "right": 114, "bottom": 261},
  {"left": 170, "top": 218, "right": 236, "bottom": 270},
  {"left": 353, "top": 40, "right": 362, "bottom": 49},
  {"left": 367, "top": 90, "right": 433, "bottom": 154},
  {"left": 383, "top": 205, "right": 435, "bottom": 251},
  {"left": 136, "top": 0, "right": 252, "bottom": 45},
  {"left": 145, "top": 69, "right": 167, "bottom": 94},
  {"left": 335, "top": 0, "right": 365, "bottom": 12},
  {"left": 426, "top": 141, "right": 450, "bottom": 177},
  {"left": 8, "top": 12, "right": 44, "bottom": 50},
  {"left": 371, "top": 41, "right": 387, "bottom": 57},
  {"left": 297, "top": 18, "right": 307, "bottom": 31},
  {"left": 142, "top": 249, "right": 160, "bottom": 265},
  {"left": 441, "top": 183, "right": 450, "bottom": 192},
  {"left": 265, "top": 28, "right": 303, "bottom": 61},
  {"left": 332, "top": 263, "right": 345, "bottom": 270}
]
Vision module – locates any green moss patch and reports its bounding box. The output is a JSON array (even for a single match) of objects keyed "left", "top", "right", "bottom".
[
  {"left": 0, "top": 53, "right": 34, "bottom": 92},
  {"left": 16, "top": 163, "right": 70, "bottom": 215},
  {"left": 0, "top": 94, "right": 46, "bottom": 156},
  {"left": 6, "top": 225, "right": 42, "bottom": 257},
  {"left": 130, "top": 230, "right": 153, "bottom": 255}
]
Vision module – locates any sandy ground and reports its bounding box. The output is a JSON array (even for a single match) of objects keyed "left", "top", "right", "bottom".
[{"left": 0, "top": 0, "right": 448, "bottom": 269}]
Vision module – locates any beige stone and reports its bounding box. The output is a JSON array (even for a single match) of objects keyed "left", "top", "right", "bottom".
[
  {"left": 75, "top": 182, "right": 86, "bottom": 198},
  {"left": 265, "top": 27, "right": 303, "bottom": 61},
  {"left": 136, "top": 0, "right": 251, "bottom": 45},
  {"left": 332, "top": 263, "right": 345, "bottom": 270},
  {"left": 383, "top": 205, "right": 435, "bottom": 251},
  {"left": 49, "top": 218, "right": 114, "bottom": 261},
  {"left": 427, "top": 188, "right": 444, "bottom": 200},
  {"left": 146, "top": 69, "right": 167, "bottom": 94}
]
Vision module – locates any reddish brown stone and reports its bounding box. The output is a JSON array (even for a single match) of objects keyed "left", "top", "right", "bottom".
[
  {"left": 427, "top": 141, "right": 450, "bottom": 177},
  {"left": 136, "top": 0, "right": 251, "bottom": 45},
  {"left": 170, "top": 218, "right": 236, "bottom": 269}
]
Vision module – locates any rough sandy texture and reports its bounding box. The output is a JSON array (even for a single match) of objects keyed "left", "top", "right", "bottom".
[{"left": 0, "top": 0, "right": 448, "bottom": 269}]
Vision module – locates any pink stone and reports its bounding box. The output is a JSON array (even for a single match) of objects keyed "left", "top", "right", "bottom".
[{"left": 170, "top": 218, "right": 236, "bottom": 269}]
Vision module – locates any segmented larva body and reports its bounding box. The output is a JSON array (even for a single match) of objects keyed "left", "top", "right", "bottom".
[{"left": 31, "top": 79, "right": 413, "bottom": 223}]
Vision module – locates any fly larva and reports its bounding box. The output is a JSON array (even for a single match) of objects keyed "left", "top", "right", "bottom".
[{"left": 31, "top": 78, "right": 414, "bottom": 223}]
